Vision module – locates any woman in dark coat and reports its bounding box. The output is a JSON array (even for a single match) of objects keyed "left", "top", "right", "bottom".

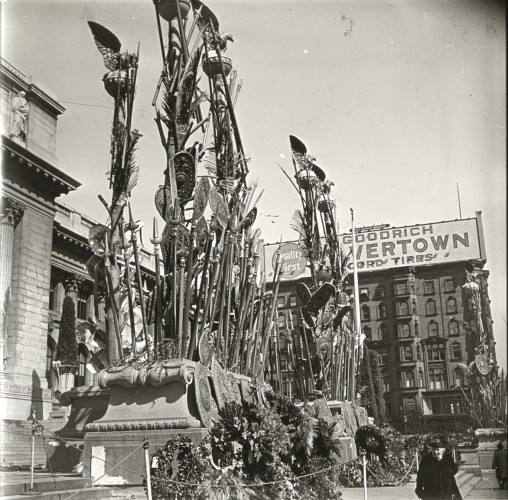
[{"left": 415, "top": 438, "right": 462, "bottom": 500}]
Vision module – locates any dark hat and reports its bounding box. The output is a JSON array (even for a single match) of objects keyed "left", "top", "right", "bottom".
[
  {"left": 429, "top": 438, "right": 446, "bottom": 448},
  {"left": 497, "top": 442, "right": 504, "bottom": 450}
]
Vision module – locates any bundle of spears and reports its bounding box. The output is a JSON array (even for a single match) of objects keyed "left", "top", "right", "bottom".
[
  {"left": 277, "top": 136, "right": 361, "bottom": 402},
  {"left": 85, "top": 0, "right": 286, "bottom": 386}
]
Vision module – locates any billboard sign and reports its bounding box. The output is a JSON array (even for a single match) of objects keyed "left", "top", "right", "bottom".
[{"left": 263, "top": 217, "right": 483, "bottom": 281}]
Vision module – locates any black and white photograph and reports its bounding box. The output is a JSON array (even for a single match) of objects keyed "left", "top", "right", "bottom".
[{"left": 0, "top": 1, "right": 505, "bottom": 498}]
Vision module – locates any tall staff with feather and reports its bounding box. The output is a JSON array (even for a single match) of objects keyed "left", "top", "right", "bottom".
[{"left": 87, "top": 21, "right": 141, "bottom": 364}]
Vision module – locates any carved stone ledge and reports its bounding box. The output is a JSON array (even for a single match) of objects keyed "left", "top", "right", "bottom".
[
  {"left": 98, "top": 358, "right": 195, "bottom": 389},
  {"left": 85, "top": 417, "right": 202, "bottom": 432}
]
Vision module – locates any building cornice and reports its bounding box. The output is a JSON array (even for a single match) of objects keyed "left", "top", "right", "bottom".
[{"left": 1, "top": 135, "right": 81, "bottom": 196}]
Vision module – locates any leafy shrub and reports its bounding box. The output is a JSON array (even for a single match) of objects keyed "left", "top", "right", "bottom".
[{"left": 55, "top": 296, "right": 78, "bottom": 367}]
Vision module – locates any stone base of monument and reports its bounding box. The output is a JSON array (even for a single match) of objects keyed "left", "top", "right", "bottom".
[
  {"left": 81, "top": 359, "right": 208, "bottom": 485},
  {"left": 46, "top": 386, "right": 110, "bottom": 472},
  {"left": 475, "top": 428, "right": 507, "bottom": 469},
  {"left": 83, "top": 428, "right": 209, "bottom": 485}
]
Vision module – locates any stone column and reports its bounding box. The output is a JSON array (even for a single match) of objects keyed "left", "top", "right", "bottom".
[{"left": 0, "top": 197, "right": 25, "bottom": 373}]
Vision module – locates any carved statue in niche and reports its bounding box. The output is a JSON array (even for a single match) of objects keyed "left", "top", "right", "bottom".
[{"left": 9, "top": 91, "right": 29, "bottom": 143}]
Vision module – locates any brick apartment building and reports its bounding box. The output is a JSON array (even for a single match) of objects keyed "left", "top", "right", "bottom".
[{"left": 262, "top": 215, "right": 496, "bottom": 434}]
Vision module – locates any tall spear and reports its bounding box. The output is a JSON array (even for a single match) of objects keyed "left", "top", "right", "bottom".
[
  {"left": 350, "top": 208, "right": 362, "bottom": 400},
  {"left": 128, "top": 204, "right": 151, "bottom": 362},
  {"left": 150, "top": 218, "right": 163, "bottom": 351}
]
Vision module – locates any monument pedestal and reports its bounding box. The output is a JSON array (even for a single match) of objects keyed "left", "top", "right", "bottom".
[{"left": 81, "top": 359, "right": 207, "bottom": 485}]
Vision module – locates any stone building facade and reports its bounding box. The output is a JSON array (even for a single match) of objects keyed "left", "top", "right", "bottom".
[
  {"left": 1, "top": 58, "right": 156, "bottom": 439},
  {"left": 263, "top": 214, "right": 496, "bottom": 433}
]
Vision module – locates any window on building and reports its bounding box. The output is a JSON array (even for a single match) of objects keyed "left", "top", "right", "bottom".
[
  {"left": 402, "top": 370, "right": 416, "bottom": 388},
  {"left": 277, "top": 296, "right": 286, "bottom": 308},
  {"left": 451, "top": 342, "right": 462, "bottom": 361},
  {"left": 361, "top": 305, "right": 371, "bottom": 321},
  {"left": 0, "top": 87, "right": 11, "bottom": 133},
  {"left": 378, "top": 352, "right": 388, "bottom": 366},
  {"left": 279, "top": 334, "right": 288, "bottom": 351},
  {"left": 416, "top": 343, "right": 422, "bottom": 361},
  {"left": 446, "top": 297, "right": 457, "bottom": 314},
  {"left": 398, "top": 301, "right": 409, "bottom": 316},
  {"left": 410, "top": 282, "right": 415, "bottom": 294},
  {"left": 418, "top": 368, "right": 425, "bottom": 387},
  {"left": 424, "top": 281, "right": 435, "bottom": 295},
  {"left": 399, "top": 323, "right": 411, "bottom": 338},
  {"left": 278, "top": 313, "right": 287, "bottom": 328},
  {"left": 426, "top": 299, "right": 437, "bottom": 316},
  {"left": 77, "top": 289, "right": 88, "bottom": 320},
  {"left": 363, "top": 326, "right": 372, "bottom": 340},
  {"left": 384, "top": 400, "right": 391, "bottom": 417},
  {"left": 449, "top": 320, "right": 459, "bottom": 336},
  {"left": 444, "top": 278, "right": 455, "bottom": 293},
  {"left": 377, "top": 286, "right": 386, "bottom": 298},
  {"left": 402, "top": 345, "right": 413, "bottom": 361},
  {"left": 378, "top": 303, "right": 387, "bottom": 320},
  {"left": 428, "top": 321, "right": 439, "bottom": 337},
  {"left": 426, "top": 343, "right": 446, "bottom": 361},
  {"left": 395, "top": 283, "right": 407, "bottom": 296},
  {"left": 360, "top": 288, "right": 369, "bottom": 299},
  {"left": 381, "top": 371, "right": 390, "bottom": 392},
  {"left": 289, "top": 296, "right": 297, "bottom": 307},
  {"left": 428, "top": 365, "right": 448, "bottom": 390},
  {"left": 379, "top": 324, "right": 389, "bottom": 340},
  {"left": 404, "top": 397, "right": 417, "bottom": 413},
  {"left": 454, "top": 367, "right": 465, "bottom": 387},
  {"left": 414, "top": 320, "right": 420, "bottom": 336}
]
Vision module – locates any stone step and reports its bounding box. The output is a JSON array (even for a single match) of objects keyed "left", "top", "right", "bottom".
[
  {"left": 0, "top": 477, "right": 88, "bottom": 497},
  {"left": 457, "top": 472, "right": 480, "bottom": 498},
  {"left": 0, "top": 486, "right": 113, "bottom": 500}
]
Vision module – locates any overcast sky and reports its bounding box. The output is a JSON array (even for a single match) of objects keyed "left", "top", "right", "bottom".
[{"left": 2, "top": 0, "right": 506, "bottom": 369}]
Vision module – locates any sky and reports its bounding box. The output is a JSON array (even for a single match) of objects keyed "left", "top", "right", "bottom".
[{"left": 2, "top": 0, "right": 506, "bottom": 369}]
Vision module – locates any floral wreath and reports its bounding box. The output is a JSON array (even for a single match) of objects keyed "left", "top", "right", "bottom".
[{"left": 355, "top": 425, "right": 388, "bottom": 457}]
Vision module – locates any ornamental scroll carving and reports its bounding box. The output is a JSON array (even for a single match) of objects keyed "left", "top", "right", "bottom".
[
  {"left": 0, "top": 197, "right": 25, "bottom": 227},
  {"left": 97, "top": 358, "right": 195, "bottom": 389}
]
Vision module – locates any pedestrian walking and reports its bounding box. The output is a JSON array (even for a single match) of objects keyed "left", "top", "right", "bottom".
[
  {"left": 415, "top": 437, "right": 462, "bottom": 500},
  {"left": 492, "top": 442, "right": 508, "bottom": 490}
]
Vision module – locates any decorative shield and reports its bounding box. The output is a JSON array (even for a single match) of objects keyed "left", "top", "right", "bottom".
[
  {"left": 194, "top": 362, "right": 213, "bottom": 428},
  {"left": 154, "top": 186, "right": 173, "bottom": 222},
  {"left": 210, "top": 357, "right": 231, "bottom": 412},
  {"left": 321, "top": 304, "right": 335, "bottom": 327},
  {"left": 301, "top": 308, "right": 316, "bottom": 329},
  {"left": 353, "top": 405, "right": 369, "bottom": 427},
  {"left": 239, "top": 378, "right": 254, "bottom": 404},
  {"left": 306, "top": 282, "right": 336, "bottom": 315},
  {"left": 160, "top": 221, "right": 190, "bottom": 268},
  {"left": 193, "top": 177, "right": 210, "bottom": 219},
  {"left": 174, "top": 151, "right": 196, "bottom": 205},
  {"left": 89, "top": 224, "right": 107, "bottom": 256},
  {"left": 209, "top": 188, "right": 229, "bottom": 228},
  {"left": 198, "top": 329, "right": 212, "bottom": 368},
  {"left": 314, "top": 398, "right": 334, "bottom": 424},
  {"left": 296, "top": 282, "right": 311, "bottom": 305},
  {"left": 227, "top": 372, "right": 242, "bottom": 404},
  {"left": 195, "top": 216, "right": 209, "bottom": 251},
  {"left": 475, "top": 354, "right": 490, "bottom": 375},
  {"left": 334, "top": 414, "right": 346, "bottom": 436},
  {"left": 239, "top": 207, "right": 257, "bottom": 231},
  {"left": 333, "top": 304, "right": 351, "bottom": 328},
  {"left": 316, "top": 336, "right": 330, "bottom": 361},
  {"left": 341, "top": 401, "right": 358, "bottom": 438}
]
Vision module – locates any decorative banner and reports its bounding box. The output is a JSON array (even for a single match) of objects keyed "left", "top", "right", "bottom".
[{"left": 263, "top": 216, "right": 484, "bottom": 280}]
